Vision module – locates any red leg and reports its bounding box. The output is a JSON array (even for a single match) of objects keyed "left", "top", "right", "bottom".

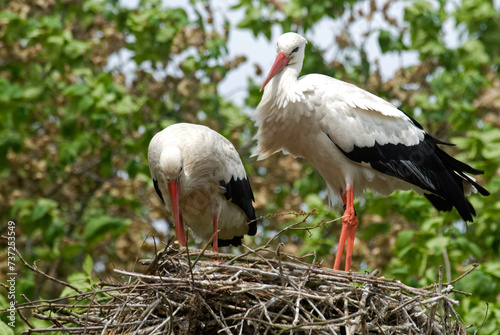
[
  {"left": 211, "top": 216, "right": 220, "bottom": 262},
  {"left": 334, "top": 188, "right": 347, "bottom": 270},
  {"left": 212, "top": 215, "right": 219, "bottom": 253},
  {"left": 339, "top": 188, "right": 347, "bottom": 205},
  {"left": 333, "top": 185, "right": 358, "bottom": 271},
  {"left": 333, "top": 218, "right": 349, "bottom": 270}
]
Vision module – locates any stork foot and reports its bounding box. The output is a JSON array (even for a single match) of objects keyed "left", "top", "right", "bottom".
[{"left": 333, "top": 209, "right": 358, "bottom": 271}]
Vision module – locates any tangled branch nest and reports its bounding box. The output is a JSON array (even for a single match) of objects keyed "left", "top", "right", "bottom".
[{"left": 14, "top": 231, "right": 474, "bottom": 335}]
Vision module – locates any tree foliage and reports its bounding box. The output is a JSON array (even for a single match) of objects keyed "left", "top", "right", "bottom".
[{"left": 1, "top": 0, "right": 499, "bottom": 333}]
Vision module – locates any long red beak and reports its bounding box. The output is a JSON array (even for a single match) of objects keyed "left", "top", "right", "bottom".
[
  {"left": 168, "top": 179, "right": 186, "bottom": 247},
  {"left": 260, "top": 52, "right": 290, "bottom": 92}
]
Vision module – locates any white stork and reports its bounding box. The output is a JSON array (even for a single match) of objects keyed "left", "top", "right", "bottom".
[
  {"left": 148, "top": 123, "right": 256, "bottom": 252},
  {"left": 254, "top": 32, "right": 489, "bottom": 271}
]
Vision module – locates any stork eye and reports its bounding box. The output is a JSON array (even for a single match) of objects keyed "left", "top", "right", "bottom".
[{"left": 292, "top": 47, "right": 299, "bottom": 53}]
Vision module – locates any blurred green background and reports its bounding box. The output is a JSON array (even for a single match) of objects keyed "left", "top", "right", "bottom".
[{"left": 1, "top": 0, "right": 499, "bottom": 333}]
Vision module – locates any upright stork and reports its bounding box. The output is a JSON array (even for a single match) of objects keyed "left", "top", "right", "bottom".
[
  {"left": 148, "top": 123, "right": 256, "bottom": 252},
  {"left": 254, "top": 32, "right": 489, "bottom": 271}
]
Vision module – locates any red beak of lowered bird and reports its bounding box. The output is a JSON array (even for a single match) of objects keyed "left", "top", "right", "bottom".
[
  {"left": 260, "top": 52, "right": 290, "bottom": 92},
  {"left": 167, "top": 179, "right": 187, "bottom": 247}
]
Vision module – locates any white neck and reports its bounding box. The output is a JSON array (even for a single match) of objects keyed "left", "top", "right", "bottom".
[{"left": 261, "top": 62, "right": 304, "bottom": 109}]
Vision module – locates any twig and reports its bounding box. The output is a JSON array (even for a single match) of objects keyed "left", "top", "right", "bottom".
[
  {"left": 276, "top": 243, "right": 286, "bottom": 287},
  {"left": 144, "top": 236, "right": 175, "bottom": 275},
  {"left": 191, "top": 229, "right": 219, "bottom": 268},
  {"left": 474, "top": 302, "right": 489, "bottom": 335},
  {"left": 442, "top": 247, "right": 451, "bottom": 283},
  {"left": 15, "top": 296, "right": 35, "bottom": 329},
  {"left": 14, "top": 247, "right": 82, "bottom": 294},
  {"left": 184, "top": 231, "right": 195, "bottom": 291},
  {"left": 426, "top": 286, "right": 437, "bottom": 335},
  {"left": 422, "top": 263, "right": 479, "bottom": 290}
]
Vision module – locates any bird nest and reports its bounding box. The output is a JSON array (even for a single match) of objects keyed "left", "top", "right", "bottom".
[{"left": 14, "top": 237, "right": 473, "bottom": 335}]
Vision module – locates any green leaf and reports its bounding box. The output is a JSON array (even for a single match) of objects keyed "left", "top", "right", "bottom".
[
  {"left": 22, "top": 86, "right": 43, "bottom": 100},
  {"left": 0, "top": 132, "right": 21, "bottom": 156},
  {"left": 0, "top": 320, "right": 15, "bottom": 335},
  {"left": 83, "top": 215, "right": 130, "bottom": 244},
  {"left": 483, "top": 262, "right": 500, "bottom": 279},
  {"left": 461, "top": 39, "right": 489, "bottom": 66},
  {"left": 425, "top": 236, "right": 449, "bottom": 252},
  {"left": 283, "top": 0, "right": 305, "bottom": 20},
  {"left": 167, "top": 8, "right": 188, "bottom": 25},
  {"left": 62, "top": 84, "right": 90, "bottom": 97},
  {"left": 482, "top": 142, "right": 500, "bottom": 160},
  {"left": 78, "top": 95, "right": 94, "bottom": 113},
  {"left": 100, "top": 147, "right": 112, "bottom": 177},
  {"left": 378, "top": 30, "right": 404, "bottom": 54},
  {"left": 304, "top": 193, "right": 325, "bottom": 210},
  {"left": 181, "top": 57, "right": 197, "bottom": 74},
  {"left": 115, "top": 95, "right": 144, "bottom": 115},
  {"left": 31, "top": 198, "right": 58, "bottom": 222},
  {"left": 47, "top": 35, "right": 64, "bottom": 46},
  {"left": 156, "top": 26, "right": 176, "bottom": 43},
  {"left": 58, "top": 141, "right": 80, "bottom": 164},
  {"left": 43, "top": 218, "right": 64, "bottom": 248},
  {"left": 64, "top": 40, "right": 89, "bottom": 58},
  {"left": 397, "top": 244, "right": 414, "bottom": 258},
  {"left": 421, "top": 216, "right": 443, "bottom": 232},
  {"left": 40, "top": 15, "right": 62, "bottom": 30},
  {"left": 0, "top": 79, "right": 23, "bottom": 102},
  {"left": 396, "top": 230, "right": 414, "bottom": 250},
  {"left": 126, "top": 159, "right": 139, "bottom": 178},
  {"left": 60, "top": 273, "right": 88, "bottom": 297},
  {"left": 0, "top": 11, "right": 18, "bottom": 22},
  {"left": 82, "top": 254, "right": 94, "bottom": 275},
  {"left": 378, "top": 30, "right": 392, "bottom": 53},
  {"left": 418, "top": 252, "right": 428, "bottom": 276}
]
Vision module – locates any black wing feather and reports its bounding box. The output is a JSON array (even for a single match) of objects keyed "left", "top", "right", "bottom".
[
  {"left": 328, "top": 132, "right": 488, "bottom": 222},
  {"left": 220, "top": 177, "right": 257, "bottom": 238},
  {"left": 153, "top": 179, "right": 165, "bottom": 203}
]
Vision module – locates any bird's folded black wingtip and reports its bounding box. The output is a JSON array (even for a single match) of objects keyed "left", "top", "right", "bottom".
[
  {"left": 247, "top": 219, "right": 257, "bottom": 236},
  {"left": 218, "top": 235, "right": 243, "bottom": 247}
]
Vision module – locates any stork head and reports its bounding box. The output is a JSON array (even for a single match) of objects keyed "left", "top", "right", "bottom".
[
  {"left": 159, "top": 146, "right": 183, "bottom": 182},
  {"left": 159, "top": 146, "right": 187, "bottom": 247},
  {"left": 260, "top": 32, "right": 307, "bottom": 91}
]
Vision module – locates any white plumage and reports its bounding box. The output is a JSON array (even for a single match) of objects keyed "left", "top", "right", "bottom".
[
  {"left": 254, "top": 32, "right": 489, "bottom": 271},
  {"left": 148, "top": 123, "right": 256, "bottom": 252}
]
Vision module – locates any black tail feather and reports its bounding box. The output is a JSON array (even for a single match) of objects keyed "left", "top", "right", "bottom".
[
  {"left": 423, "top": 135, "right": 487, "bottom": 221},
  {"left": 219, "top": 235, "right": 243, "bottom": 247},
  {"left": 424, "top": 193, "right": 476, "bottom": 220}
]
